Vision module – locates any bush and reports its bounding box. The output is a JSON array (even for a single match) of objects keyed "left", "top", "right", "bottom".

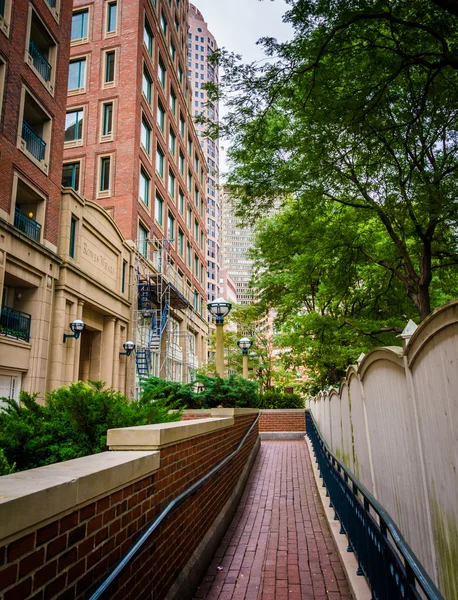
[
  {"left": 0, "top": 380, "right": 182, "bottom": 473},
  {"left": 258, "top": 391, "right": 304, "bottom": 409},
  {"left": 193, "top": 373, "right": 259, "bottom": 409}
]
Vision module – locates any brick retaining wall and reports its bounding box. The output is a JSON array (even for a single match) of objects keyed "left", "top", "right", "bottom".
[
  {"left": 0, "top": 411, "right": 259, "bottom": 600},
  {"left": 259, "top": 409, "right": 306, "bottom": 432}
]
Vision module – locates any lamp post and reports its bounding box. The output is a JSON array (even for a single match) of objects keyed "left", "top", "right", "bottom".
[
  {"left": 237, "top": 337, "right": 253, "bottom": 379},
  {"left": 207, "top": 297, "right": 232, "bottom": 377}
]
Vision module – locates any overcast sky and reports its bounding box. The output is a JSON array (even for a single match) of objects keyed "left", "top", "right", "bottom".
[{"left": 191, "top": 0, "right": 293, "bottom": 173}]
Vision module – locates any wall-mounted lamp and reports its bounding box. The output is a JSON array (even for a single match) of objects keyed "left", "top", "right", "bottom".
[
  {"left": 63, "top": 319, "right": 86, "bottom": 343},
  {"left": 119, "top": 341, "right": 135, "bottom": 357}
]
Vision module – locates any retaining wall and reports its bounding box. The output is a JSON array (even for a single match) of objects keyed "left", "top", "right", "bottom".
[{"left": 0, "top": 409, "right": 259, "bottom": 600}]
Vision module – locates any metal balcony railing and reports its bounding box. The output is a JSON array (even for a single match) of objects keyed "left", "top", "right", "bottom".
[
  {"left": 29, "top": 39, "right": 51, "bottom": 82},
  {"left": 306, "top": 411, "right": 444, "bottom": 600},
  {"left": 0, "top": 305, "right": 31, "bottom": 342},
  {"left": 22, "top": 120, "right": 46, "bottom": 162},
  {"left": 14, "top": 208, "right": 41, "bottom": 243}
]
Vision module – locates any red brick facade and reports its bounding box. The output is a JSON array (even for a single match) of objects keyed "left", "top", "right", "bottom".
[
  {"left": 0, "top": 0, "right": 72, "bottom": 246},
  {"left": 64, "top": 0, "right": 207, "bottom": 303},
  {"left": 0, "top": 414, "right": 258, "bottom": 600},
  {"left": 259, "top": 410, "right": 306, "bottom": 433}
]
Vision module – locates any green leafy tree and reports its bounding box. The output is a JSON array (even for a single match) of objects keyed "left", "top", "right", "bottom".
[{"left": 210, "top": 0, "right": 458, "bottom": 321}]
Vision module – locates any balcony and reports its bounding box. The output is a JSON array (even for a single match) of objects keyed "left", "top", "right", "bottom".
[
  {"left": 29, "top": 39, "right": 51, "bottom": 82},
  {"left": 14, "top": 207, "right": 41, "bottom": 242},
  {"left": 0, "top": 305, "right": 31, "bottom": 342},
  {"left": 21, "top": 120, "right": 46, "bottom": 162}
]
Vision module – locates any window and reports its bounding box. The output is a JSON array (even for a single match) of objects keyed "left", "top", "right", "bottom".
[
  {"left": 0, "top": 59, "right": 4, "bottom": 118},
  {"left": 121, "top": 260, "right": 127, "bottom": 293},
  {"left": 187, "top": 137, "right": 192, "bottom": 156},
  {"left": 194, "top": 219, "right": 199, "bottom": 241},
  {"left": 68, "top": 57, "right": 86, "bottom": 92},
  {"left": 169, "top": 88, "right": 176, "bottom": 115},
  {"left": 104, "top": 50, "right": 116, "bottom": 85},
  {"left": 158, "top": 58, "right": 166, "bottom": 87},
  {"left": 141, "top": 116, "right": 151, "bottom": 153},
  {"left": 194, "top": 155, "right": 199, "bottom": 172},
  {"left": 178, "top": 228, "right": 184, "bottom": 255},
  {"left": 169, "top": 41, "right": 176, "bottom": 61},
  {"left": 160, "top": 14, "right": 167, "bottom": 35},
  {"left": 138, "top": 223, "right": 148, "bottom": 257},
  {"left": 144, "top": 19, "right": 153, "bottom": 56},
  {"left": 187, "top": 206, "right": 192, "bottom": 228},
  {"left": 187, "top": 243, "right": 191, "bottom": 267},
  {"left": 179, "top": 114, "right": 185, "bottom": 136},
  {"left": 62, "top": 162, "right": 80, "bottom": 191},
  {"left": 169, "top": 129, "right": 176, "bottom": 156},
  {"left": 194, "top": 187, "right": 199, "bottom": 207},
  {"left": 64, "top": 109, "right": 83, "bottom": 144},
  {"left": 157, "top": 101, "right": 165, "bottom": 132},
  {"left": 178, "top": 189, "right": 184, "bottom": 214},
  {"left": 155, "top": 193, "right": 164, "bottom": 226},
  {"left": 139, "top": 167, "right": 150, "bottom": 206},
  {"left": 168, "top": 170, "right": 176, "bottom": 198},
  {"left": 71, "top": 9, "right": 88, "bottom": 42},
  {"left": 101, "top": 101, "right": 113, "bottom": 138},
  {"left": 27, "top": 9, "right": 57, "bottom": 91},
  {"left": 106, "top": 1, "right": 117, "bottom": 34},
  {"left": 142, "top": 67, "right": 152, "bottom": 103},
  {"left": 99, "top": 156, "right": 111, "bottom": 193},
  {"left": 0, "top": 0, "right": 11, "bottom": 36},
  {"left": 179, "top": 151, "right": 185, "bottom": 175},
  {"left": 178, "top": 64, "right": 183, "bottom": 85},
  {"left": 69, "top": 216, "right": 77, "bottom": 258},
  {"left": 156, "top": 145, "right": 164, "bottom": 177},
  {"left": 19, "top": 88, "right": 51, "bottom": 173},
  {"left": 168, "top": 213, "right": 175, "bottom": 241},
  {"left": 187, "top": 170, "right": 192, "bottom": 191}
]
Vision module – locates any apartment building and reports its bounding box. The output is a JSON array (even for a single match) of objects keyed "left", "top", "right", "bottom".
[
  {"left": 188, "top": 4, "right": 220, "bottom": 306},
  {"left": 0, "top": 0, "right": 72, "bottom": 397},
  {"left": 63, "top": 0, "right": 209, "bottom": 385}
]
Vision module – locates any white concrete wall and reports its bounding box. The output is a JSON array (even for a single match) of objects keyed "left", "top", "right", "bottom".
[{"left": 309, "top": 300, "right": 458, "bottom": 599}]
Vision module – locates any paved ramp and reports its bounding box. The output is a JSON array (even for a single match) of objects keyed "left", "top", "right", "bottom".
[{"left": 194, "top": 441, "right": 353, "bottom": 600}]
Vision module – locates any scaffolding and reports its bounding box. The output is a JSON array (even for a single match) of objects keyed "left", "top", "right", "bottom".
[{"left": 132, "top": 238, "right": 199, "bottom": 394}]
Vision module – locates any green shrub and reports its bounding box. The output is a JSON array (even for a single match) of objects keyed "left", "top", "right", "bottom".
[
  {"left": 258, "top": 391, "right": 304, "bottom": 409},
  {"left": 0, "top": 380, "right": 182, "bottom": 473},
  {"left": 193, "top": 373, "right": 259, "bottom": 409}
]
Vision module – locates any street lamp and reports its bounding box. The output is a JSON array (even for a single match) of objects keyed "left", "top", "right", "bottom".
[
  {"left": 63, "top": 319, "right": 86, "bottom": 343},
  {"left": 119, "top": 341, "right": 135, "bottom": 357},
  {"left": 237, "top": 337, "right": 253, "bottom": 379},
  {"left": 207, "top": 297, "right": 232, "bottom": 377}
]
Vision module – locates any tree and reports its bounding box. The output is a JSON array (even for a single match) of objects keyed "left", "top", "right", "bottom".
[{"left": 211, "top": 0, "right": 458, "bottom": 320}]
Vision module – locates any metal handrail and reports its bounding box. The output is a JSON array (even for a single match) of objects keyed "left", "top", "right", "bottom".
[
  {"left": 89, "top": 412, "right": 261, "bottom": 600},
  {"left": 0, "top": 305, "right": 31, "bottom": 342},
  {"left": 14, "top": 208, "right": 41, "bottom": 242},
  {"left": 306, "top": 411, "right": 444, "bottom": 600},
  {"left": 22, "top": 121, "right": 46, "bottom": 161}
]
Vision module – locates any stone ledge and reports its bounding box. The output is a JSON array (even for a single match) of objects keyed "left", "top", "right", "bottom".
[
  {"left": 260, "top": 432, "right": 306, "bottom": 440},
  {"left": 260, "top": 409, "right": 306, "bottom": 413},
  {"left": 0, "top": 451, "right": 159, "bottom": 542},
  {"left": 108, "top": 417, "right": 235, "bottom": 450},
  {"left": 181, "top": 408, "right": 259, "bottom": 417}
]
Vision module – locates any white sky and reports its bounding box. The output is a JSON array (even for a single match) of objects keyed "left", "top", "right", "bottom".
[{"left": 191, "top": 0, "right": 293, "bottom": 174}]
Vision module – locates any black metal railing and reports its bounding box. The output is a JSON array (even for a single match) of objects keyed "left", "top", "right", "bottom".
[
  {"left": 306, "top": 411, "right": 444, "bottom": 600},
  {"left": 89, "top": 412, "right": 260, "bottom": 600},
  {"left": 22, "top": 120, "right": 46, "bottom": 162},
  {"left": 14, "top": 208, "right": 41, "bottom": 242},
  {"left": 0, "top": 305, "right": 31, "bottom": 342},
  {"left": 28, "top": 39, "right": 51, "bottom": 82}
]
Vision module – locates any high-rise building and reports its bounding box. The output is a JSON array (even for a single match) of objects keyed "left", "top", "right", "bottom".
[
  {"left": 220, "top": 188, "right": 255, "bottom": 305},
  {"left": 63, "top": 0, "right": 209, "bottom": 384},
  {"left": 0, "top": 0, "right": 72, "bottom": 397},
  {"left": 188, "top": 4, "right": 220, "bottom": 305}
]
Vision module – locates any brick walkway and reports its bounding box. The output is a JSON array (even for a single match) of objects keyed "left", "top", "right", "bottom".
[{"left": 194, "top": 441, "right": 353, "bottom": 600}]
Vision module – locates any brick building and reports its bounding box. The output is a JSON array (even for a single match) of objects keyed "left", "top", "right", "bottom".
[
  {"left": 188, "top": 4, "right": 220, "bottom": 306},
  {"left": 0, "top": 0, "right": 72, "bottom": 396},
  {"left": 63, "top": 0, "right": 209, "bottom": 386}
]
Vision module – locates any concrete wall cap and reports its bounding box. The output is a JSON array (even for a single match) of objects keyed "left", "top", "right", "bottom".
[
  {"left": 181, "top": 409, "right": 259, "bottom": 417},
  {"left": 259, "top": 409, "right": 306, "bottom": 413},
  {"left": 107, "top": 417, "right": 235, "bottom": 450},
  {"left": 0, "top": 451, "right": 159, "bottom": 542}
]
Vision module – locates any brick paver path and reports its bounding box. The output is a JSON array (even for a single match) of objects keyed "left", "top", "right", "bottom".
[{"left": 194, "top": 441, "right": 353, "bottom": 600}]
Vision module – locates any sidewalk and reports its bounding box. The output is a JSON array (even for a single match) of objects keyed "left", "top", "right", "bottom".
[{"left": 194, "top": 441, "right": 353, "bottom": 600}]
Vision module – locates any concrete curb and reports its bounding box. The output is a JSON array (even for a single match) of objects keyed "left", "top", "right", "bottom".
[
  {"left": 305, "top": 436, "right": 372, "bottom": 600},
  {"left": 165, "top": 437, "right": 261, "bottom": 600},
  {"left": 259, "top": 432, "right": 305, "bottom": 440}
]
